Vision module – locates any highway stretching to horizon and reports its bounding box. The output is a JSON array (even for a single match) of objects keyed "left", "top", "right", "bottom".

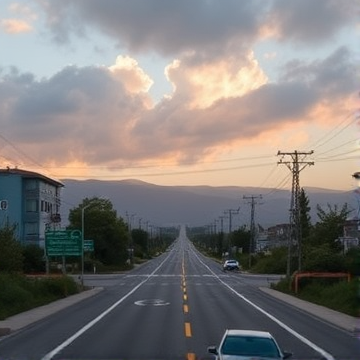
[{"left": 0, "top": 226, "right": 358, "bottom": 360}]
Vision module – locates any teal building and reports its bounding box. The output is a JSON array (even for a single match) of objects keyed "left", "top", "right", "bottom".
[{"left": 0, "top": 168, "right": 64, "bottom": 247}]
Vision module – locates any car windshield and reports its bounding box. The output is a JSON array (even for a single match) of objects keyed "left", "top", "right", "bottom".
[{"left": 221, "top": 335, "right": 281, "bottom": 358}]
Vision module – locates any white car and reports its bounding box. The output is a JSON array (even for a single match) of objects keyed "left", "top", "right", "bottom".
[
  {"left": 208, "top": 329, "right": 292, "bottom": 360},
  {"left": 223, "top": 259, "right": 240, "bottom": 271}
]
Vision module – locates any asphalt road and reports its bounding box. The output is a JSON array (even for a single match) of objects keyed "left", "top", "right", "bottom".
[{"left": 0, "top": 226, "right": 359, "bottom": 360}]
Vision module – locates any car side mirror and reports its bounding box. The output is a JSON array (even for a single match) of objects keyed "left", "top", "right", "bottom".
[
  {"left": 283, "top": 351, "right": 292, "bottom": 359},
  {"left": 207, "top": 346, "right": 218, "bottom": 355}
]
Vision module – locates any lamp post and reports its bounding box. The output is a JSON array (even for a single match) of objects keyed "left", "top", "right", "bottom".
[{"left": 81, "top": 203, "right": 92, "bottom": 287}]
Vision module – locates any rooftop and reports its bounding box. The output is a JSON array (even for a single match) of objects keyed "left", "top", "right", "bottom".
[{"left": 0, "top": 168, "right": 64, "bottom": 187}]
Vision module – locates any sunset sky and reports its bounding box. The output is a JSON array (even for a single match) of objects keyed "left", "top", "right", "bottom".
[{"left": 0, "top": 0, "right": 359, "bottom": 191}]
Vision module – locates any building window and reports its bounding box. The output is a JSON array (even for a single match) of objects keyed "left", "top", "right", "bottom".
[
  {"left": 25, "top": 222, "right": 38, "bottom": 236},
  {"left": 41, "top": 201, "right": 53, "bottom": 213},
  {"left": 25, "top": 179, "right": 37, "bottom": 190},
  {"left": 26, "top": 199, "right": 38, "bottom": 212}
]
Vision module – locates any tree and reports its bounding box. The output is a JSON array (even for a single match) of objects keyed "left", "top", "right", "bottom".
[
  {"left": 0, "top": 224, "right": 24, "bottom": 272},
  {"left": 22, "top": 244, "right": 45, "bottom": 273},
  {"left": 68, "top": 197, "right": 129, "bottom": 267},
  {"left": 299, "top": 188, "right": 312, "bottom": 239},
  {"left": 131, "top": 228, "right": 148, "bottom": 257},
  {"left": 231, "top": 226, "right": 251, "bottom": 254},
  {"left": 306, "top": 203, "right": 350, "bottom": 252}
]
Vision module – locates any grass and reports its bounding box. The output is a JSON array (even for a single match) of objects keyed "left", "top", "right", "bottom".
[
  {"left": 0, "top": 273, "right": 80, "bottom": 320},
  {"left": 272, "top": 277, "right": 360, "bottom": 317}
]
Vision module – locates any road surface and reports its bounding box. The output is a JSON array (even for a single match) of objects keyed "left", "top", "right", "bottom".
[{"left": 0, "top": 226, "right": 358, "bottom": 359}]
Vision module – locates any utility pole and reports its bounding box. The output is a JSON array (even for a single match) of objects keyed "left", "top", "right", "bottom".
[
  {"left": 219, "top": 215, "right": 227, "bottom": 234},
  {"left": 243, "top": 195, "right": 262, "bottom": 267},
  {"left": 224, "top": 207, "right": 240, "bottom": 233},
  {"left": 223, "top": 208, "right": 240, "bottom": 255},
  {"left": 243, "top": 195, "right": 262, "bottom": 260},
  {"left": 278, "top": 150, "right": 314, "bottom": 275}
]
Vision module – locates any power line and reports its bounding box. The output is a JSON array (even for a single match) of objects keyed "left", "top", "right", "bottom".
[{"left": 308, "top": 112, "right": 354, "bottom": 150}]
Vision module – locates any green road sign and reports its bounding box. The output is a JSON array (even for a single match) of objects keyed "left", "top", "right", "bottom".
[
  {"left": 45, "top": 230, "right": 82, "bottom": 256},
  {"left": 84, "top": 239, "right": 94, "bottom": 252}
]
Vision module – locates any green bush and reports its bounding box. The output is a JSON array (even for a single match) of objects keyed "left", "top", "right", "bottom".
[
  {"left": 0, "top": 274, "right": 79, "bottom": 320},
  {"left": 297, "top": 278, "right": 359, "bottom": 317},
  {"left": 272, "top": 276, "right": 359, "bottom": 317},
  {"left": 344, "top": 248, "right": 360, "bottom": 276},
  {"left": 302, "top": 244, "right": 345, "bottom": 272},
  {"left": 22, "top": 244, "right": 45, "bottom": 273},
  {"left": 251, "top": 247, "right": 288, "bottom": 274},
  {"left": 0, "top": 275, "right": 34, "bottom": 319}
]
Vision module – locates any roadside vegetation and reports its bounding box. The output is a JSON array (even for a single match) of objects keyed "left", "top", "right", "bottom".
[
  {"left": 189, "top": 189, "right": 360, "bottom": 317},
  {"left": 0, "top": 197, "right": 177, "bottom": 320},
  {"left": 0, "top": 273, "right": 79, "bottom": 320}
]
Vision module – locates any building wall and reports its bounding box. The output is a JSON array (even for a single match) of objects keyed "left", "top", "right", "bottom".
[
  {"left": 0, "top": 175, "right": 23, "bottom": 240},
  {"left": 0, "top": 170, "right": 63, "bottom": 247}
]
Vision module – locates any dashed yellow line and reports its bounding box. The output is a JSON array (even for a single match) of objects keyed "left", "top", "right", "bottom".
[
  {"left": 183, "top": 253, "right": 195, "bottom": 358},
  {"left": 185, "top": 322, "right": 192, "bottom": 337}
]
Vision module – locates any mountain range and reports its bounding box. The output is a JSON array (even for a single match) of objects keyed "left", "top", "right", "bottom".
[{"left": 59, "top": 179, "right": 359, "bottom": 229}]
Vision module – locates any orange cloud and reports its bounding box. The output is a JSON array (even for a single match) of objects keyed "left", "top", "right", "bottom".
[
  {"left": 165, "top": 51, "right": 268, "bottom": 109},
  {"left": 1, "top": 19, "right": 32, "bottom": 33},
  {"left": 109, "top": 55, "right": 154, "bottom": 95}
]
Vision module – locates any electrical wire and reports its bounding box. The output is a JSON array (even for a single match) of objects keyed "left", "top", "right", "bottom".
[{"left": 308, "top": 112, "right": 355, "bottom": 151}]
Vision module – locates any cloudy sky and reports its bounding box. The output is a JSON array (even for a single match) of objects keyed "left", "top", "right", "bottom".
[{"left": 0, "top": 0, "right": 359, "bottom": 191}]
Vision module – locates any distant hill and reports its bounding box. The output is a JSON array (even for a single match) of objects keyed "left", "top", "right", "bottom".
[{"left": 59, "top": 179, "right": 358, "bottom": 229}]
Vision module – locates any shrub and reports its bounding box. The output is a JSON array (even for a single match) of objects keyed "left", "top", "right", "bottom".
[
  {"left": 251, "top": 247, "right": 288, "bottom": 274},
  {"left": 22, "top": 244, "right": 45, "bottom": 273},
  {"left": 302, "top": 244, "right": 345, "bottom": 272},
  {"left": 298, "top": 278, "right": 359, "bottom": 317},
  {"left": 0, "top": 274, "right": 79, "bottom": 320}
]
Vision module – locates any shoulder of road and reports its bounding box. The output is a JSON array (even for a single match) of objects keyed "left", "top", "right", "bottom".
[{"left": 0, "top": 285, "right": 358, "bottom": 337}]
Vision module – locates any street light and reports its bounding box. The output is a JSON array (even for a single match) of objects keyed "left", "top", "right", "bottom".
[{"left": 81, "top": 203, "right": 92, "bottom": 287}]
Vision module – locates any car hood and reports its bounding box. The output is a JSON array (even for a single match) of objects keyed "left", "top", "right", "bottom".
[{"left": 221, "top": 356, "right": 280, "bottom": 360}]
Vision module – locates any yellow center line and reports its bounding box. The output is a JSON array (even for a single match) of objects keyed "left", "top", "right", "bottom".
[
  {"left": 183, "top": 304, "right": 189, "bottom": 313},
  {"left": 185, "top": 322, "right": 192, "bottom": 337},
  {"left": 187, "top": 353, "right": 196, "bottom": 360},
  {"left": 183, "top": 294, "right": 187, "bottom": 301}
]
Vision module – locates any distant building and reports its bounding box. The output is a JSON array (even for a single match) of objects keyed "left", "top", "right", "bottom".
[
  {"left": 266, "top": 223, "right": 291, "bottom": 249},
  {"left": 0, "top": 168, "right": 64, "bottom": 247},
  {"left": 337, "top": 217, "right": 360, "bottom": 253}
]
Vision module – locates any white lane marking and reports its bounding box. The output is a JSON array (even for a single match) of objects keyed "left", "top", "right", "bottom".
[
  {"left": 134, "top": 299, "right": 170, "bottom": 306},
  {"left": 41, "top": 255, "right": 171, "bottom": 360},
  {"left": 190, "top": 246, "right": 336, "bottom": 360}
]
